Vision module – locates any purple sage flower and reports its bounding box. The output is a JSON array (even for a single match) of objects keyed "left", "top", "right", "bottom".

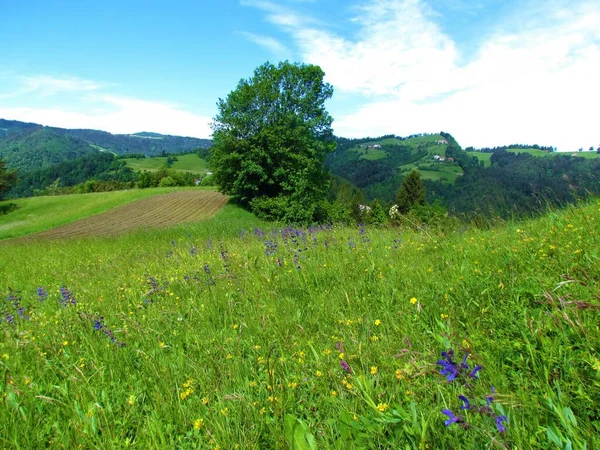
[
  {"left": 495, "top": 415, "right": 508, "bottom": 433},
  {"left": 340, "top": 360, "right": 352, "bottom": 373},
  {"left": 469, "top": 365, "right": 482, "bottom": 378},
  {"left": 459, "top": 395, "right": 471, "bottom": 410},
  {"left": 441, "top": 409, "right": 461, "bottom": 427}
]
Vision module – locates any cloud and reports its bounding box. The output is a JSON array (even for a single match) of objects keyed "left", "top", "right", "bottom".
[
  {"left": 246, "top": 0, "right": 600, "bottom": 150},
  {"left": 239, "top": 32, "right": 292, "bottom": 59},
  {"left": 0, "top": 75, "right": 103, "bottom": 99},
  {"left": 0, "top": 75, "right": 212, "bottom": 138}
]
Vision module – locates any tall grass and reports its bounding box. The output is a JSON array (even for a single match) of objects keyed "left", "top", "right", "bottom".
[{"left": 1, "top": 201, "right": 599, "bottom": 448}]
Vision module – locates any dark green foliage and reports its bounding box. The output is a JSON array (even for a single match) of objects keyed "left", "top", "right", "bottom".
[
  {"left": 8, "top": 152, "right": 137, "bottom": 198},
  {"left": 211, "top": 61, "right": 335, "bottom": 223},
  {"left": 0, "top": 119, "right": 211, "bottom": 160},
  {"left": 396, "top": 170, "right": 426, "bottom": 214},
  {"left": 437, "top": 151, "right": 600, "bottom": 218},
  {"left": 51, "top": 128, "right": 211, "bottom": 156},
  {"left": 0, "top": 158, "right": 17, "bottom": 200},
  {"left": 135, "top": 167, "right": 199, "bottom": 189},
  {"left": 0, "top": 128, "right": 98, "bottom": 172}
]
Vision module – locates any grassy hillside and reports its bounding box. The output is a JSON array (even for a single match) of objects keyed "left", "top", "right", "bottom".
[
  {"left": 122, "top": 153, "right": 209, "bottom": 174},
  {"left": 0, "top": 187, "right": 210, "bottom": 240},
  {"left": 328, "top": 134, "right": 463, "bottom": 201},
  {"left": 1, "top": 200, "right": 599, "bottom": 448},
  {"left": 467, "top": 149, "right": 600, "bottom": 167}
]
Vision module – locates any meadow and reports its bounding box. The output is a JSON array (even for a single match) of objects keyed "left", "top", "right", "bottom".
[
  {"left": 0, "top": 187, "right": 216, "bottom": 240},
  {"left": 122, "top": 154, "right": 209, "bottom": 174},
  {"left": 1, "top": 196, "right": 599, "bottom": 449}
]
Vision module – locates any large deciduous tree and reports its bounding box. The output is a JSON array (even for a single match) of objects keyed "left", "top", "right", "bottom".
[{"left": 210, "top": 61, "right": 335, "bottom": 223}]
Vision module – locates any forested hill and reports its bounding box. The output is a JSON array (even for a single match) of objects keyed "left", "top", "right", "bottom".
[
  {"left": 328, "top": 133, "right": 600, "bottom": 218},
  {"left": 0, "top": 119, "right": 211, "bottom": 171},
  {"left": 0, "top": 128, "right": 98, "bottom": 172}
]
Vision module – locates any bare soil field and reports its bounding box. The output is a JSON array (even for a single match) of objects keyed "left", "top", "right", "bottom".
[{"left": 20, "top": 190, "right": 228, "bottom": 240}]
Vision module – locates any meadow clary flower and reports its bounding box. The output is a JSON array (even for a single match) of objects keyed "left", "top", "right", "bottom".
[
  {"left": 441, "top": 409, "right": 461, "bottom": 426},
  {"left": 495, "top": 415, "right": 508, "bottom": 433},
  {"left": 459, "top": 395, "right": 471, "bottom": 410}
]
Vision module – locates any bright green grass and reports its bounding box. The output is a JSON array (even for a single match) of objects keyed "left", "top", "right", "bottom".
[
  {"left": 123, "top": 153, "right": 208, "bottom": 173},
  {"left": 419, "top": 169, "right": 461, "bottom": 183},
  {"left": 1, "top": 201, "right": 599, "bottom": 448},
  {"left": 0, "top": 187, "right": 206, "bottom": 240},
  {"left": 467, "top": 151, "right": 492, "bottom": 167}
]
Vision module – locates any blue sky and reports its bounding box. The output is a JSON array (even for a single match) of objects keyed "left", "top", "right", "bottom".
[{"left": 1, "top": 0, "right": 598, "bottom": 151}]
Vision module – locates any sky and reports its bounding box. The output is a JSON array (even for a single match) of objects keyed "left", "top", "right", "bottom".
[{"left": 0, "top": 0, "right": 598, "bottom": 151}]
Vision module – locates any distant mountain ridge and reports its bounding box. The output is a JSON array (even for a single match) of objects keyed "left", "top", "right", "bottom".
[{"left": 0, "top": 118, "right": 211, "bottom": 171}]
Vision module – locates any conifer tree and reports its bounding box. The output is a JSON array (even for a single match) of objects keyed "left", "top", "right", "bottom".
[{"left": 396, "top": 169, "right": 426, "bottom": 214}]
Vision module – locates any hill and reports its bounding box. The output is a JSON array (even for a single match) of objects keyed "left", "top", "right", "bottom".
[
  {"left": 0, "top": 128, "right": 98, "bottom": 172},
  {"left": 0, "top": 196, "right": 598, "bottom": 448},
  {"left": 0, "top": 119, "right": 212, "bottom": 171},
  {"left": 327, "top": 133, "right": 466, "bottom": 202}
]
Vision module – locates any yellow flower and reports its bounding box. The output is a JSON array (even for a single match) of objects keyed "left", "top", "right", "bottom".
[
  {"left": 370, "top": 335, "right": 379, "bottom": 342},
  {"left": 440, "top": 314, "right": 449, "bottom": 319},
  {"left": 315, "top": 370, "right": 323, "bottom": 377},
  {"left": 287, "top": 382, "right": 298, "bottom": 389},
  {"left": 370, "top": 366, "right": 378, "bottom": 375},
  {"left": 395, "top": 369, "right": 404, "bottom": 380},
  {"left": 193, "top": 418, "right": 204, "bottom": 430},
  {"left": 201, "top": 397, "right": 209, "bottom": 405},
  {"left": 376, "top": 403, "right": 389, "bottom": 413},
  {"left": 330, "top": 390, "right": 338, "bottom": 398},
  {"left": 374, "top": 319, "right": 381, "bottom": 326},
  {"left": 159, "top": 342, "right": 166, "bottom": 349},
  {"left": 410, "top": 297, "right": 418, "bottom": 305},
  {"left": 62, "top": 341, "right": 69, "bottom": 346},
  {"left": 220, "top": 407, "right": 229, "bottom": 416},
  {"left": 127, "top": 395, "right": 136, "bottom": 406}
]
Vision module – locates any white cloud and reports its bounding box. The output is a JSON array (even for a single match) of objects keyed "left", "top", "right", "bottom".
[
  {"left": 0, "top": 75, "right": 212, "bottom": 138},
  {"left": 247, "top": 0, "right": 600, "bottom": 150},
  {"left": 239, "top": 31, "right": 292, "bottom": 59},
  {"left": 0, "top": 75, "right": 103, "bottom": 99}
]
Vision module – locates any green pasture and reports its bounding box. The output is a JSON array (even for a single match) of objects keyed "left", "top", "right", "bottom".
[
  {"left": 123, "top": 153, "right": 209, "bottom": 173},
  {"left": 1, "top": 198, "right": 599, "bottom": 448}
]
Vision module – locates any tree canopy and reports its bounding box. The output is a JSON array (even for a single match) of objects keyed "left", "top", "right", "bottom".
[
  {"left": 0, "top": 158, "right": 17, "bottom": 200},
  {"left": 396, "top": 169, "right": 426, "bottom": 214},
  {"left": 210, "top": 61, "right": 335, "bottom": 223}
]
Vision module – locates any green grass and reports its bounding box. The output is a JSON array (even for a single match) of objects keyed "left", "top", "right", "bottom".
[
  {"left": 1, "top": 201, "right": 599, "bottom": 448},
  {"left": 467, "top": 151, "right": 492, "bottom": 167},
  {"left": 123, "top": 153, "right": 209, "bottom": 173},
  {"left": 0, "top": 187, "right": 206, "bottom": 240},
  {"left": 418, "top": 169, "right": 461, "bottom": 183}
]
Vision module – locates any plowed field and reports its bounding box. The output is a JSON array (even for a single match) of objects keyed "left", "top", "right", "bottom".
[{"left": 24, "top": 190, "right": 228, "bottom": 240}]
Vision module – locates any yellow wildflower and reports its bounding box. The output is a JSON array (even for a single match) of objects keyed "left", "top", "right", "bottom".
[
  {"left": 410, "top": 297, "right": 418, "bottom": 305},
  {"left": 370, "top": 366, "right": 378, "bottom": 375},
  {"left": 376, "top": 403, "right": 389, "bottom": 413}
]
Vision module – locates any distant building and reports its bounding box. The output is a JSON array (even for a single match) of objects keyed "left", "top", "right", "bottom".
[
  {"left": 433, "top": 155, "right": 441, "bottom": 161},
  {"left": 436, "top": 139, "right": 448, "bottom": 145}
]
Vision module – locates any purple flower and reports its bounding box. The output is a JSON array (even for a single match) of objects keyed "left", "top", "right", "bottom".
[
  {"left": 340, "top": 360, "right": 352, "bottom": 373},
  {"left": 437, "top": 352, "right": 459, "bottom": 382},
  {"left": 93, "top": 320, "right": 103, "bottom": 330},
  {"left": 336, "top": 341, "right": 344, "bottom": 353},
  {"left": 486, "top": 395, "right": 494, "bottom": 408},
  {"left": 59, "top": 286, "right": 76, "bottom": 306},
  {"left": 495, "top": 415, "right": 508, "bottom": 433},
  {"left": 37, "top": 287, "right": 48, "bottom": 301},
  {"left": 469, "top": 365, "right": 482, "bottom": 378},
  {"left": 459, "top": 395, "right": 471, "bottom": 410},
  {"left": 441, "top": 409, "right": 461, "bottom": 427}
]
